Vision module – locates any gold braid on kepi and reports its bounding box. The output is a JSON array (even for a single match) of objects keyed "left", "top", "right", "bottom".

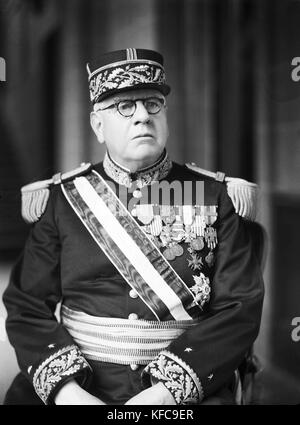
[
  {"left": 185, "top": 163, "right": 258, "bottom": 222},
  {"left": 21, "top": 163, "right": 92, "bottom": 224}
]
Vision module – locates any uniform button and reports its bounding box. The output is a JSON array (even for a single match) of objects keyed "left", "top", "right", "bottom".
[
  {"left": 130, "top": 364, "right": 139, "bottom": 371},
  {"left": 128, "top": 313, "right": 139, "bottom": 320},
  {"left": 129, "top": 289, "right": 138, "bottom": 299}
]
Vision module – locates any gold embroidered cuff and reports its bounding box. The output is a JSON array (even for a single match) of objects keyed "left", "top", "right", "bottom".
[
  {"left": 142, "top": 350, "right": 203, "bottom": 404},
  {"left": 32, "top": 345, "right": 91, "bottom": 404}
]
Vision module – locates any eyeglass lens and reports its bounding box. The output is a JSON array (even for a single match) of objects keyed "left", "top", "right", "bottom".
[{"left": 118, "top": 98, "right": 165, "bottom": 117}]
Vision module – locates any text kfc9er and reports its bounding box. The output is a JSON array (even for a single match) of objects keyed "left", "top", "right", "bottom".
[{"left": 151, "top": 409, "right": 193, "bottom": 420}]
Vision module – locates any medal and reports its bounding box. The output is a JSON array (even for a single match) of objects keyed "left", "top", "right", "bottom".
[
  {"left": 171, "top": 206, "right": 185, "bottom": 242},
  {"left": 163, "top": 247, "right": 176, "bottom": 261},
  {"left": 171, "top": 243, "right": 184, "bottom": 257},
  {"left": 136, "top": 204, "right": 154, "bottom": 225},
  {"left": 205, "top": 251, "right": 215, "bottom": 267},
  {"left": 159, "top": 224, "right": 172, "bottom": 246},
  {"left": 160, "top": 205, "right": 176, "bottom": 225},
  {"left": 187, "top": 253, "right": 203, "bottom": 271},
  {"left": 204, "top": 226, "right": 217, "bottom": 250},
  {"left": 184, "top": 225, "right": 196, "bottom": 243},
  {"left": 190, "top": 274, "right": 211, "bottom": 308},
  {"left": 190, "top": 237, "right": 204, "bottom": 251}
]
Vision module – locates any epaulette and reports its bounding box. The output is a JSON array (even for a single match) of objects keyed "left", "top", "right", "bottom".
[
  {"left": 185, "top": 162, "right": 258, "bottom": 222},
  {"left": 21, "top": 162, "right": 92, "bottom": 224}
]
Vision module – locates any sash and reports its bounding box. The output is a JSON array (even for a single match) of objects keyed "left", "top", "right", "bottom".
[
  {"left": 61, "top": 305, "right": 201, "bottom": 365},
  {"left": 61, "top": 170, "right": 201, "bottom": 321}
]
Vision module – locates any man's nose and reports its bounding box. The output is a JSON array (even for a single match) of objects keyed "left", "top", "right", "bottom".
[{"left": 132, "top": 100, "right": 150, "bottom": 123}]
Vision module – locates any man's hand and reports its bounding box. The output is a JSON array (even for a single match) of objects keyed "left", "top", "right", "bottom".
[
  {"left": 54, "top": 379, "right": 106, "bottom": 405},
  {"left": 125, "top": 382, "right": 176, "bottom": 405}
]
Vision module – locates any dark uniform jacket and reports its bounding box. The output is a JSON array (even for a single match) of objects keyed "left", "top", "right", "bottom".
[{"left": 3, "top": 157, "right": 264, "bottom": 405}]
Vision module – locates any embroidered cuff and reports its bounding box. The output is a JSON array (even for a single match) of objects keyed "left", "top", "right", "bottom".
[
  {"left": 142, "top": 350, "right": 203, "bottom": 404},
  {"left": 32, "top": 345, "right": 91, "bottom": 404}
]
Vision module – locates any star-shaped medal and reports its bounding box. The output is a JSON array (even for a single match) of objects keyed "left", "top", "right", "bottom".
[{"left": 187, "top": 253, "right": 203, "bottom": 271}]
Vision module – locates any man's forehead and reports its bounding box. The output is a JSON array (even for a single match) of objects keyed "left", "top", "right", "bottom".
[{"left": 97, "top": 89, "right": 165, "bottom": 106}]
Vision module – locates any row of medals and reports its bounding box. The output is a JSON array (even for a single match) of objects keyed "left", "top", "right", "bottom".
[{"left": 131, "top": 203, "right": 218, "bottom": 269}]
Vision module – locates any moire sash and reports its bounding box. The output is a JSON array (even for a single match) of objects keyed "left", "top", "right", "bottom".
[{"left": 61, "top": 170, "right": 200, "bottom": 321}]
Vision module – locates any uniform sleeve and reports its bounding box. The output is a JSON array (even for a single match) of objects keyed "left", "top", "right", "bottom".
[
  {"left": 142, "top": 185, "right": 264, "bottom": 404},
  {"left": 2, "top": 189, "right": 92, "bottom": 404}
]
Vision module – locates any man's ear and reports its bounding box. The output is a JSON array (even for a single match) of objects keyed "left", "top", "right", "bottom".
[{"left": 90, "top": 111, "right": 105, "bottom": 144}]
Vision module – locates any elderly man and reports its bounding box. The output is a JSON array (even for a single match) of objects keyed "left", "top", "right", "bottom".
[{"left": 3, "top": 48, "right": 264, "bottom": 405}]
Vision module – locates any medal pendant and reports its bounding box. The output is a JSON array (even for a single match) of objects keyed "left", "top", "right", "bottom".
[
  {"left": 190, "top": 236, "right": 204, "bottom": 251},
  {"left": 136, "top": 204, "right": 154, "bottom": 225},
  {"left": 160, "top": 225, "right": 172, "bottom": 244},
  {"left": 184, "top": 226, "right": 196, "bottom": 243},
  {"left": 163, "top": 248, "right": 176, "bottom": 261},
  {"left": 161, "top": 205, "right": 176, "bottom": 225},
  {"left": 172, "top": 243, "right": 184, "bottom": 257},
  {"left": 187, "top": 253, "right": 203, "bottom": 271},
  {"left": 205, "top": 251, "right": 215, "bottom": 267},
  {"left": 204, "top": 226, "right": 217, "bottom": 250},
  {"left": 171, "top": 214, "right": 185, "bottom": 242}
]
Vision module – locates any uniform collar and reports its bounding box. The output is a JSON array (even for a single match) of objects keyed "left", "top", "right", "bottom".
[{"left": 103, "top": 149, "right": 172, "bottom": 188}]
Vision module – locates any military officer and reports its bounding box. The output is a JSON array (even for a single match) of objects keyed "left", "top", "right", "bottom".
[{"left": 3, "top": 48, "right": 264, "bottom": 405}]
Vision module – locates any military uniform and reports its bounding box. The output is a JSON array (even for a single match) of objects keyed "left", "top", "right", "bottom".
[
  {"left": 3, "top": 47, "right": 264, "bottom": 405},
  {"left": 3, "top": 149, "right": 264, "bottom": 405}
]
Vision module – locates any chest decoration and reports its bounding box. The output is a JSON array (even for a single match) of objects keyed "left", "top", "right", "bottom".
[
  {"left": 62, "top": 171, "right": 210, "bottom": 321},
  {"left": 132, "top": 204, "right": 218, "bottom": 309}
]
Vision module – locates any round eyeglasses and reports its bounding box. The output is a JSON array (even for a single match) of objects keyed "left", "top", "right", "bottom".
[{"left": 96, "top": 97, "right": 166, "bottom": 118}]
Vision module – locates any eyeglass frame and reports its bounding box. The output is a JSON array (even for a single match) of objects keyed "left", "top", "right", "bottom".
[{"left": 95, "top": 96, "right": 167, "bottom": 118}]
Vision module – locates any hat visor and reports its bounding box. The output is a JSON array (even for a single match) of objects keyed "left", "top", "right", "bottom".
[{"left": 93, "top": 83, "right": 171, "bottom": 104}]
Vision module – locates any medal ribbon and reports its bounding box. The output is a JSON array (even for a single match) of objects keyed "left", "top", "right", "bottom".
[{"left": 61, "top": 170, "right": 200, "bottom": 321}]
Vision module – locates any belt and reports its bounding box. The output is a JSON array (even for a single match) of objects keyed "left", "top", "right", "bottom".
[{"left": 61, "top": 305, "right": 200, "bottom": 365}]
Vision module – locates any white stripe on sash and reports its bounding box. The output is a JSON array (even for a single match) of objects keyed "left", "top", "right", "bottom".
[{"left": 74, "top": 176, "right": 192, "bottom": 321}]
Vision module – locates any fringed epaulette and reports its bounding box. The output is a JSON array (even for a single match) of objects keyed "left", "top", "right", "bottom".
[
  {"left": 185, "top": 163, "right": 258, "bottom": 222},
  {"left": 21, "top": 162, "right": 92, "bottom": 224}
]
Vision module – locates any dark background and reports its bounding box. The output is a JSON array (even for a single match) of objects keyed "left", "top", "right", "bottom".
[{"left": 0, "top": 0, "right": 300, "bottom": 404}]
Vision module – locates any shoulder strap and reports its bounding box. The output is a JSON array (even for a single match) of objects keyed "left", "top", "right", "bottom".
[
  {"left": 185, "top": 162, "right": 258, "bottom": 222},
  {"left": 21, "top": 162, "right": 92, "bottom": 223}
]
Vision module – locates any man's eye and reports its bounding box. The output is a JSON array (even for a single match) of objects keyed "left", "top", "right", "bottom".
[
  {"left": 146, "top": 100, "right": 159, "bottom": 108},
  {"left": 119, "top": 101, "right": 134, "bottom": 111}
]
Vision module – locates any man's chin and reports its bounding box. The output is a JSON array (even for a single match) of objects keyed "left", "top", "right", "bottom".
[{"left": 126, "top": 145, "right": 164, "bottom": 168}]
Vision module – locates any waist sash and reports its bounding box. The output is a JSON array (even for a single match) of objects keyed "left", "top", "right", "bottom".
[
  {"left": 61, "top": 170, "right": 200, "bottom": 321},
  {"left": 61, "top": 305, "right": 200, "bottom": 365}
]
